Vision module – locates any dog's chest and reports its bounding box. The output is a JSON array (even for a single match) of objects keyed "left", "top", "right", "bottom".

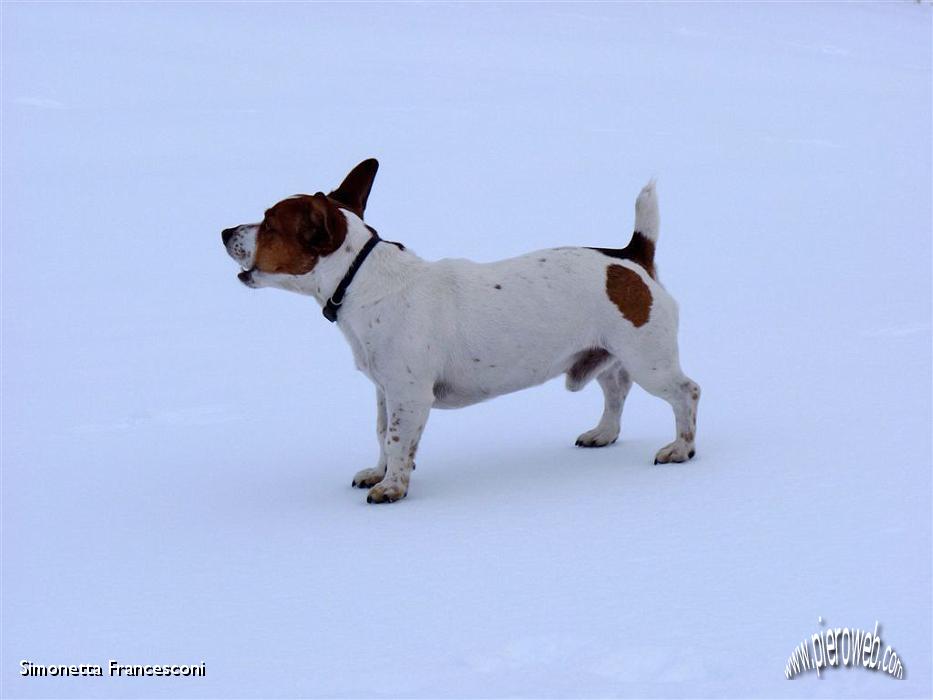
[
  {"left": 339, "top": 323, "right": 378, "bottom": 379},
  {"left": 336, "top": 305, "right": 407, "bottom": 384}
]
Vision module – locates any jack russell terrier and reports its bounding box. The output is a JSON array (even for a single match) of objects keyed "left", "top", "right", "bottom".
[{"left": 222, "top": 160, "right": 700, "bottom": 503}]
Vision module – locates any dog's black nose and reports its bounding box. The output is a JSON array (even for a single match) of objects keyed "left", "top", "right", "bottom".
[{"left": 221, "top": 227, "right": 238, "bottom": 245}]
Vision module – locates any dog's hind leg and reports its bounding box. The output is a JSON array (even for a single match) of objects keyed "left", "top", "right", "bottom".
[
  {"left": 634, "top": 365, "right": 700, "bottom": 464},
  {"left": 352, "top": 389, "right": 388, "bottom": 488},
  {"left": 575, "top": 362, "right": 632, "bottom": 447}
]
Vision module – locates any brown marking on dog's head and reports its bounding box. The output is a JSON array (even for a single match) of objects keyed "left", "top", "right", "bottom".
[
  {"left": 253, "top": 193, "right": 347, "bottom": 275},
  {"left": 606, "top": 264, "right": 652, "bottom": 327}
]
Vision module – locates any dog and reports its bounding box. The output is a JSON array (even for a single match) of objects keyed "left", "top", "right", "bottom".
[{"left": 222, "top": 159, "right": 700, "bottom": 503}]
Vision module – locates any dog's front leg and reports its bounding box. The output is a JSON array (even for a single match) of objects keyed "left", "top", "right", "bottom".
[
  {"left": 352, "top": 389, "right": 388, "bottom": 488},
  {"left": 366, "top": 390, "right": 431, "bottom": 504}
]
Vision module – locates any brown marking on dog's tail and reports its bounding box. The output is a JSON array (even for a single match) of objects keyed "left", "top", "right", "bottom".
[
  {"left": 626, "top": 180, "right": 659, "bottom": 277},
  {"left": 587, "top": 180, "right": 659, "bottom": 279}
]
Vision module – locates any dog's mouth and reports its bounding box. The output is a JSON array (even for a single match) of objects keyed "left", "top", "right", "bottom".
[{"left": 238, "top": 267, "right": 256, "bottom": 286}]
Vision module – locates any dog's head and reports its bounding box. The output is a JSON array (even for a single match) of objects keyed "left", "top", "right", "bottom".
[{"left": 222, "top": 159, "right": 378, "bottom": 289}]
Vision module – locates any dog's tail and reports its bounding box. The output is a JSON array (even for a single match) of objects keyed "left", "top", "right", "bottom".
[
  {"left": 616, "top": 179, "right": 660, "bottom": 278},
  {"left": 633, "top": 179, "right": 659, "bottom": 244}
]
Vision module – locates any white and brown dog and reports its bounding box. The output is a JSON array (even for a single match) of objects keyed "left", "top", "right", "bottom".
[{"left": 222, "top": 160, "right": 700, "bottom": 503}]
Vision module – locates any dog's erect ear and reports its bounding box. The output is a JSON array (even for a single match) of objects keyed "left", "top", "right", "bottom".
[{"left": 328, "top": 159, "right": 379, "bottom": 219}]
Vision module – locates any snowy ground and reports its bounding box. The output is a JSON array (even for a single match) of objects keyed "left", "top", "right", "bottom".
[{"left": 2, "top": 3, "right": 931, "bottom": 698}]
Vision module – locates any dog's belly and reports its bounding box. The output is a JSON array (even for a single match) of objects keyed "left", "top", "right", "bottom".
[
  {"left": 431, "top": 353, "right": 579, "bottom": 409},
  {"left": 431, "top": 381, "right": 491, "bottom": 409},
  {"left": 431, "top": 373, "right": 555, "bottom": 409}
]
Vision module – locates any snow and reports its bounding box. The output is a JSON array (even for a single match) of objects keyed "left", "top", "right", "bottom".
[{"left": 1, "top": 2, "right": 930, "bottom": 698}]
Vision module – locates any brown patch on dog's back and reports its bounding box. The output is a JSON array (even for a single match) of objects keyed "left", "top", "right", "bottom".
[
  {"left": 606, "top": 265, "right": 652, "bottom": 327},
  {"left": 254, "top": 194, "right": 347, "bottom": 275}
]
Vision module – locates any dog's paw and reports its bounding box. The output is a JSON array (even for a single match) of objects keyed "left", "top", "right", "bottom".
[
  {"left": 352, "top": 467, "right": 386, "bottom": 489},
  {"left": 575, "top": 426, "right": 620, "bottom": 448},
  {"left": 366, "top": 479, "right": 408, "bottom": 504},
  {"left": 653, "top": 440, "right": 696, "bottom": 464}
]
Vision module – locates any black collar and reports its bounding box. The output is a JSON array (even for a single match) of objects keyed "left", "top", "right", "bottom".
[{"left": 322, "top": 229, "right": 403, "bottom": 323}]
